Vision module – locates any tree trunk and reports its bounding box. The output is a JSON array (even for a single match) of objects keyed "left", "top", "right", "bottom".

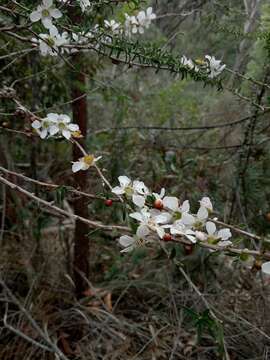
[{"left": 70, "top": 57, "right": 90, "bottom": 298}]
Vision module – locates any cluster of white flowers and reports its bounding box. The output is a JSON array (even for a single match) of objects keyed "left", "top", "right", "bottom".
[
  {"left": 180, "top": 55, "right": 226, "bottom": 79},
  {"left": 112, "top": 176, "right": 232, "bottom": 252},
  {"left": 31, "top": 113, "right": 79, "bottom": 139},
  {"left": 124, "top": 7, "right": 156, "bottom": 36},
  {"left": 30, "top": 1, "right": 156, "bottom": 56},
  {"left": 30, "top": 0, "right": 68, "bottom": 56}
]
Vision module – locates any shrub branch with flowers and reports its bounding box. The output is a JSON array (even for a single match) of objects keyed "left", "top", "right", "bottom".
[
  {"left": 1, "top": 0, "right": 270, "bottom": 274},
  {"left": 2, "top": 1, "right": 270, "bottom": 357}
]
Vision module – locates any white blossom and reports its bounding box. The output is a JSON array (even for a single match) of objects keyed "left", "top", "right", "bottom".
[
  {"left": 33, "top": 31, "right": 69, "bottom": 57},
  {"left": 118, "top": 225, "right": 150, "bottom": 252},
  {"left": 30, "top": 0, "right": 62, "bottom": 30},
  {"left": 205, "top": 221, "right": 232, "bottom": 246},
  {"left": 112, "top": 177, "right": 149, "bottom": 208},
  {"left": 72, "top": 155, "right": 102, "bottom": 173},
  {"left": 112, "top": 176, "right": 132, "bottom": 195},
  {"left": 45, "top": 113, "right": 79, "bottom": 139},
  {"left": 199, "top": 196, "right": 213, "bottom": 211},
  {"left": 205, "top": 55, "right": 226, "bottom": 78},
  {"left": 180, "top": 56, "right": 199, "bottom": 72},
  {"left": 124, "top": 7, "right": 156, "bottom": 36},
  {"left": 79, "top": 0, "right": 92, "bottom": 12},
  {"left": 129, "top": 208, "right": 170, "bottom": 239},
  {"left": 168, "top": 221, "right": 197, "bottom": 243},
  {"left": 124, "top": 14, "right": 138, "bottom": 36},
  {"left": 104, "top": 20, "right": 122, "bottom": 35},
  {"left": 32, "top": 118, "right": 52, "bottom": 139}
]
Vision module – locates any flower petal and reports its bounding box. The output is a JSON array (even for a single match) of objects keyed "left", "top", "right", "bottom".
[
  {"left": 262, "top": 262, "right": 270, "bottom": 275},
  {"left": 181, "top": 212, "right": 195, "bottom": 226},
  {"left": 132, "top": 194, "right": 145, "bottom": 208},
  {"left": 30, "top": 10, "right": 41, "bottom": 22},
  {"left": 129, "top": 212, "right": 143, "bottom": 222},
  {"left": 197, "top": 206, "right": 208, "bottom": 221},
  {"left": 119, "top": 235, "right": 134, "bottom": 247},
  {"left": 50, "top": 8, "right": 62, "bottom": 19},
  {"left": 163, "top": 196, "right": 179, "bottom": 211},
  {"left": 206, "top": 221, "right": 216, "bottom": 236},
  {"left": 42, "top": 17, "right": 54, "bottom": 29},
  {"left": 47, "top": 113, "right": 59, "bottom": 122},
  {"left": 49, "top": 125, "right": 59, "bottom": 135},
  {"left": 67, "top": 123, "right": 79, "bottom": 131},
  {"left": 180, "top": 200, "right": 190, "bottom": 213},
  {"left": 217, "top": 228, "right": 232, "bottom": 241},
  {"left": 112, "top": 186, "right": 125, "bottom": 195},
  {"left": 136, "top": 224, "right": 149, "bottom": 238},
  {"left": 118, "top": 175, "right": 131, "bottom": 188},
  {"left": 72, "top": 161, "right": 84, "bottom": 173},
  {"left": 62, "top": 129, "right": 71, "bottom": 139},
  {"left": 31, "top": 120, "right": 41, "bottom": 129},
  {"left": 40, "top": 129, "right": 48, "bottom": 139}
]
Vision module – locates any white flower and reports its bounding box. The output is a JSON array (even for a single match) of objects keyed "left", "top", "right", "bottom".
[
  {"left": 34, "top": 31, "right": 69, "bottom": 56},
  {"left": 129, "top": 208, "right": 170, "bottom": 238},
  {"left": 112, "top": 176, "right": 133, "bottom": 195},
  {"left": 180, "top": 56, "right": 199, "bottom": 72},
  {"left": 118, "top": 225, "right": 150, "bottom": 252},
  {"left": 72, "top": 154, "right": 102, "bottom": 173},
  {"left": 205, "top": 221, "right": 232, "bottom": 246},
  {"left": 112, "top": 176, "right": 149, "bottom": 208},
  {"left": 47, "top": 113, "right": 79, "bottom": 139},
  {"left": 199, "top": 196, "right": 213, "bottom": 211},
  {"left": 132, "top": 180, "right": 150, "bottom": 208},
  {"left": 167, "top": 221, "right": 196, "bottom": 243},
  {"left": 124, "top": 7, "right": 156, "bottom": 36},
  {"left": 205, "top": 55, "right": 226, "bottom": 79},
  {"left": 30, "top": 0, "right": 62, "bottom": 30},
  {"left": 79, "top": 0, "right": 92, "bottom": 12},
  {"left": 104, "top": 20, "right": 122, "bottom": 35},
  {"left": 32, "top": 118, "right": 52, "bottom": 139},
  {"left": 124, "top": 14, "right": 138, "bottom": 36},
  {"left": 136, "top": 7, "right": 156, "bottom": 32},
  {"left": 162, "top": 197, "right": 194, "bottom": 225}
]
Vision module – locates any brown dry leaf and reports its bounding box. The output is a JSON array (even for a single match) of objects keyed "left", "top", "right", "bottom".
[
  {"left": 104, "top": 292, "right": 112, "bottom": 311},
  {"left": 82, "top": 288, "right": 93, "bottom": 297},
  {"left": 59, "top": 332, "right": 74, "bottom": 355}
]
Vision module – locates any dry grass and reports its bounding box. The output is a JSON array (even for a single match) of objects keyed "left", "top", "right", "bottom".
[{"left": 1, "top": 232, "right": 270, "bottom": 360}]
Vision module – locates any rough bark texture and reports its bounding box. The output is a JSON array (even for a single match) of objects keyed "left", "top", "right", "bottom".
[{"left": 71, "top": 58, "right": 90, "bottom": 298}]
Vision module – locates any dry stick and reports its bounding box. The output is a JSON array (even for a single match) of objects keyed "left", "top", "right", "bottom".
[
  {"left": 0, "top": 170, "right": 269, "bottom": 259},
  {"left": 0, "top": 166, "right": 118, "bottom": 202},
  {"left": 0, "top": 175, "right": 128, "bottom": 232},
  {"left": 0, "top": 278, "right": 69, "bottom": 360},
  {"left": 211, "top": 218, "right": 261, "bottom": 241},
  {"left": 177, "top": 266, "right": 231, "bottom": 360}
]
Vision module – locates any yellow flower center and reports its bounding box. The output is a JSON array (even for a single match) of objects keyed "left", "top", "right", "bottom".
[
  {"left": 58, "top": 122, "right": 66, "bottom": 130},
  {"left": 47, "top": 37, "right": 55, "bottom": 47},
  {"left": 195, "top": 58, "right": 206, "bottom": 65},
  {"left": 83, "top": 155, "right": 94, "bottom": 166},
  {"left": 125, "top": 186, "right": 133, "bottom": 197},
  {"left": 42, "top": 9, "right": 50, "bottom": 17},
  {"left": 43, "top": 120, "right": 50, "bottom": 128},
  {"left": 72, "top": 130, "right": 82, "bottom": 138}
]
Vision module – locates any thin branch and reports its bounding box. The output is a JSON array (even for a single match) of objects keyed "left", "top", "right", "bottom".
[{"left": 0, "top": 175, "right": 129, "bottom": 232}]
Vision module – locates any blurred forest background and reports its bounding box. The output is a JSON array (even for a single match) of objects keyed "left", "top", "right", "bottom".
[{"left": 1, "top": 0, "right": 270, "bottom": 359}]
